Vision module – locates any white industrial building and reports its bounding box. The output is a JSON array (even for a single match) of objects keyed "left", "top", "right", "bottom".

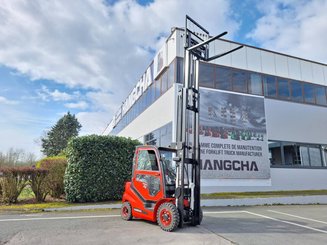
[{"left": 104, "top": 27, "right": 327, "bottom": 193}]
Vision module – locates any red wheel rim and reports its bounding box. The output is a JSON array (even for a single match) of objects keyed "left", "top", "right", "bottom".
[
  {"left": 122, "top": 206, "right": 129, "bottom": 217},
  {"left": 160, "top": 208, "right": 172, "bottom": 227}
]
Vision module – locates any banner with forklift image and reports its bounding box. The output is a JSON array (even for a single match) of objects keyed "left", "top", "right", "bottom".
[{"left": 199, "top": 88, "right": 270, "bottom": 179}]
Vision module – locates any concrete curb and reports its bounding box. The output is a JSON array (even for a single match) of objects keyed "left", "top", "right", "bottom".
[
  {"left": 44, "top": 195, "right": 327, "bottom": 212},
  {"left": 201, "top": 195, "right": 327, "bottom": 207}
]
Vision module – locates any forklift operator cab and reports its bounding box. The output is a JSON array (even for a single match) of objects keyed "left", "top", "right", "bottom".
[{"left": 121, "top": 145, "right": 180, "bottom": 231}]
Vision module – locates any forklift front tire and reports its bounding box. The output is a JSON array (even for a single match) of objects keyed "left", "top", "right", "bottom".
[
  {"left": 121, "top": 202, "right": 133, "bottom": 221},
  {"left": 157, "top": 202, "right": 180, "bottom": 232}
]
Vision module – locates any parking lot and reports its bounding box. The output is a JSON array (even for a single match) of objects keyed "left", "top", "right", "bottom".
[{"left": 1, "top": 205, "right": 327, "bottom": 244}]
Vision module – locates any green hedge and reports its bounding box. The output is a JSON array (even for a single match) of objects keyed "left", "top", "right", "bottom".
[{"left": 64, "top": 135, "right": 140, "bottom": 202}]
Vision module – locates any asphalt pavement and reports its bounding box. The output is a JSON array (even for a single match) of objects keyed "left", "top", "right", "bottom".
[{"left": 1, "top": 205, "right": 327, "bottom": 245}]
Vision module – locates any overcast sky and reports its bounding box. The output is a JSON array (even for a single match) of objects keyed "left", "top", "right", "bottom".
[{"left": 0, "top": 0, "right": 326, "bottom": 158}]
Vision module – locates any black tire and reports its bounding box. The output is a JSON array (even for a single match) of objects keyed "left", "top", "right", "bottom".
[
  {"left": 121, "top": 202, "right": 132, "bottom": 221},
  {"left": 157, "top": 202, "right": 180, "bottom": 232}
]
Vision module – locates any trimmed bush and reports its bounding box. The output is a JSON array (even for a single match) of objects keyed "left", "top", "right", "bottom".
[
  {"left": 37, "top": 156, "right": 67, "bottom": 198},
  {"left": 0, "top": 167, "right": 33, "bottom": 203},
  {"left": 30, "top": 168, "right": 49, "bottom": 202},
  {"left": 64, "top": 135, "right": 140, "bottom": 202}
]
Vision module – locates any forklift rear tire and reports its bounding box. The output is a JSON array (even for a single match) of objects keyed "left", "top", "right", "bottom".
[
  {"left": 157, "top": 202, "right": 180, "bottom": 232},
  {"left": 121, "top": 202, "right": 133, "bottom": 221}
]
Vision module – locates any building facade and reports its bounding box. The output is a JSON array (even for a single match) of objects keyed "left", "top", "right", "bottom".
[{"left": 104, "top": 28, "right": 327, "bottom": 193}]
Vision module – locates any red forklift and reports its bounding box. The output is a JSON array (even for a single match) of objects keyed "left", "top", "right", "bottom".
[{"left": 121, "top": 16, "right": 243, "bottom": 232}]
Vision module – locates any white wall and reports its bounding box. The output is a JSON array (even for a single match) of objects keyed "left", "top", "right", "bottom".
[
  {"left": 202, "top": 168, "right": 327, "bottom": 193},
  {"left": 118, "top": 86, "right": 175, "bottom": 141},
  {"left": 265, "top": 99, "right": 327, "bottom": 144}
]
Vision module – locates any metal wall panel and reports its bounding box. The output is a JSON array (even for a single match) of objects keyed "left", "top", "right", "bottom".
[
  {"left": 265, "top": 99, "right": 327, "bottom": 144},
  {"left": 287, "top": 57, "right": 302, "bottom": 80},
  {"left": 246, "top": 47, "right": 261, "bottom": 73},
  {"left": 275, "top": 54, "right": 288, "bottom": 78},
  {"left": 231, "top": 43, "right": 247, "bottom": 70},
  {"left": 166, "top": 31, "right": 177, "bottom": 65},
  {"left": 300, "top": 60, "right": 313, "bottom": 82},
  {"left": 324, "top": 66, "right": 327, "bottom": 84},
  {"left": 312, "top": 63, "right": 326, "bottom": 86},
  {"left": 212, "top": 40, "right": 232, "bottom": 66},
  {"left": 260, "top": 51, "right": 276, "bottom": 75},
  {"left": 176, "top": 29, "right": 184, "bottom": 58}
]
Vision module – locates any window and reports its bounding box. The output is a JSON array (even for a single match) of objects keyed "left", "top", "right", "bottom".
[
  {"left": 199, "top": 62, "right": 214, "bottom": 88},
  {"left": 176, "top": 57, "right": 184, "bottom": 84},
  {"left": 144, "top": 123, "right": 172, "bottom": 147},
  {"left": 304, "top": 83, "right": 315, "bottom": 103},
  {"left": 277, "top": 78, "right": 290, "bottom": 99},
  {"left": 215, "top": 66, "right": 232, "bottom": 90},
  {"left": 137, "top": 150, "right": 159, "bottom": 171},
  {"left": 154, "top": 78, "right": 161, "bottom": 99},
  {"left": 315, "top": 86, "right": 327, "bottom": 106},
  {"left": 283, "top": 143, "right": 301, "bottom": 165},
  {"left": 268, "top": 141, "right": 282, "bottom": 165},
  {"left": 263, "top": 75, "right": 277, "bottom": 97},
  {"left": 290, "top": 80, "right": 303, "bottom": 102},
  {"left": 270, "top": 140, "right": 326, "bottom": 167},
  {"left": 248, "top": 73, "right": 263, "bottom": 95},
  {"left": 161, "top": 70, "right": 168, "bottom": 94},
  {"left": 167, "top": 61, "right": 175, "bottom": 88},
  {"left": 232, "top": 70, "right": 248, "bottom": 93}
]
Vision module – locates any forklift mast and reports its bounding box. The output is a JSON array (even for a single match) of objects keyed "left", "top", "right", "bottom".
[{"left": 174, "top": 15, "right": 243, "bottom": 226}]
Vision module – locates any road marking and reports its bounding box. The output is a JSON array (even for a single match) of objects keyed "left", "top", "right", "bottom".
[
  {"left": 268, "top": 210, "right": 327, "bottom": 225},
  {"left": 204, "top": 211, "right": 246, "bottom": 215},
  {"left": 244, "top": 211, "right": 327, "bottom": 234},
  {"left": 0, "top": 215, "right": 120, "bottom": 222}
]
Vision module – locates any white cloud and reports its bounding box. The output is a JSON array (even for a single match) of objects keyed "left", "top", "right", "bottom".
[
  {"left": 247, "top": 0, "right": 327, "bottom": 63},
  {"left": 0, "top": 0, "right": 239, "bottom": 138},
  {"left": 76, "top": 111, "right": 111, "bottom": 135},
  {"left": 37, "top": 86, "right": 74, "bottom": 101},
  {"left": 64, "top": 101, "right": 88, "bottom": 110},
  {"left": 0, "top": 96, "right": 19, "bottom": 105}
]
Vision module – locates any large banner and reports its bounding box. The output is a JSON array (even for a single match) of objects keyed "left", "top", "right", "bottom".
[{"left": 200, "top": 88, "right": 270, "bottom": 179}]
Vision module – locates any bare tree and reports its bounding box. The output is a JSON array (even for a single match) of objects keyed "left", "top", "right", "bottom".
[{"left": 0, "top": 148, "right": 37, "bottom": 167}]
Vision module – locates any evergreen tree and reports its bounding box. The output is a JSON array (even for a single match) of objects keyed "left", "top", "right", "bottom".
[{"left": 41, "top": 112, "right": 82, "bottom": 156}]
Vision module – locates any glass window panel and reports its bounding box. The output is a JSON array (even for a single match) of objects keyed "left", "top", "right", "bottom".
[
  {"left": 277, "top": 78, "right": 290, "bottom": 99},
  {"left": 323, "top": 146, "right": 327, "bottom": 167},
  {"left": 232, "top": 70, "right": 248, "bottom": 93},
  {"left": 290, "top": 80, "right": 303, "bottom": 102},
  {"left": 300, "top": 146, "right": 310, "bottom": 166},
  {"left": 309, "top": 147, "right": 322, "bottom": 167},
  {"left": 168, "top": 61, "right": 174, "bottom": 88},
  {"left": 161, "top": 71, "right": 168, "bottom": 94},
  {"left": 177, "top": 58, "right": 184, "bottom": 84},
  {"left": 154, "top": 79, "right": 161, "bottom": 99},
  {"left": 248, "top": 73, "right": 263, "bottom": 95},
  {"left": 283, "top": 143, "right": 301, "bottom": 165},
  {"left": 137, "top": 150, "right": 158, "bottom": 171},
  {"left": 215, "top": 66, "right": 232, "bottom": 90},
  {"left": 263, "top": 75, "right": 277, "bottom": 97},
  {"left": 303, "top": 83, "right": 315, "bottom": 103},
  {"left": 199, "top": 62, "right": 214, "bottom": 88},
  {"left": 268, "top": 141, "right": 282, "bottom": 165},
  {"left": 315, "top": 86, "right": 327, "bottom": 106}
]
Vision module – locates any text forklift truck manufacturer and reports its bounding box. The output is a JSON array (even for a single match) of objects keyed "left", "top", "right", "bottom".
[{"left": 121, "top": 16, "right": 243, "bottom": 232}]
